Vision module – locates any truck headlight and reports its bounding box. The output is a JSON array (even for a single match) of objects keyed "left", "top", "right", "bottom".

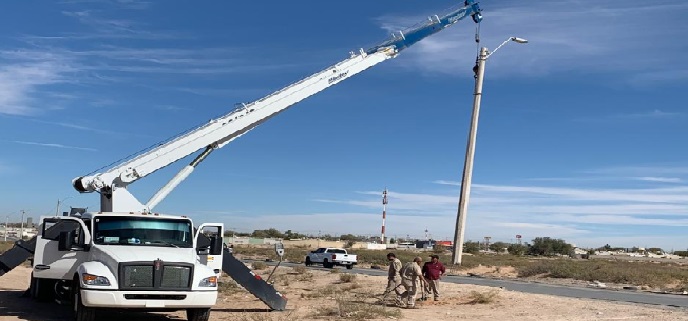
[
  {"left": 82, "top": 273, "right": 111, "bottom": 286},
  {"left": 198, "top": 276, "right": 218, "bottom": 287}
]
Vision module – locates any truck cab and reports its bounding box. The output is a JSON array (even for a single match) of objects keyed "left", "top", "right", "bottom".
[{"left": 31, "top": 212, "right": 224, "bottom": 321}]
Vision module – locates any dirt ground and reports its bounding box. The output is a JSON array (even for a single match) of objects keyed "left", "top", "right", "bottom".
[{"left": 1, "top": 265, "right": 688, "bottom": 321}]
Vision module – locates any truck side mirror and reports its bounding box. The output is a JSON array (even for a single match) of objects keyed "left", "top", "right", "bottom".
[
  {"left": 58, "top": 231, "right": 74, "bottom": 251},
  {"left": 209, "top": 236, "right": 222, "bottom": 255}
]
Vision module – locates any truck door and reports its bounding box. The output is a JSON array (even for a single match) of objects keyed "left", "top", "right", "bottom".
[
  {"left": 33, "top": 217, "right": 91, "bottom": 280},
  {"left": 195, "top": 223, "right": 224, "bottom": 278}
]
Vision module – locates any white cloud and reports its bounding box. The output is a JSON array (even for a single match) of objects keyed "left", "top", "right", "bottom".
[
  {"left": 618, "top": 110, "right": 682, "bottom": 119},
  {"left": 0, "top": 62, "right": 72, "bottom": 115},
  {"left": 632, "top": 177, "right": 682, "bottom": 183},
  {"left": 494, "top": 222, "right": 589, "bottom": 237},
  {"left": 472, "top": 184, "right": 688, "bottom": 204},
  {"left": 586, "top": 165, "right": 688, "bottom": 176},
  {"left": 11, "top": 140, "right": 97, "bottom": 152}
]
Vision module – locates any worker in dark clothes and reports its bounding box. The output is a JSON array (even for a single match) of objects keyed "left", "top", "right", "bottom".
[{"left": 422, "top": 254, "right": 446, "bottom": 301}]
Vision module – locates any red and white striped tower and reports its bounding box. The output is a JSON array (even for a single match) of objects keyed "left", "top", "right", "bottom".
[{"left": 381, "top": 188, "right": 388, "bottom": 243}]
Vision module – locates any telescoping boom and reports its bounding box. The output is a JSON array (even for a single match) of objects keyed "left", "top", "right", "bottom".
[{"left": 73, "top": 1, "right": 483, "bottom": 212}]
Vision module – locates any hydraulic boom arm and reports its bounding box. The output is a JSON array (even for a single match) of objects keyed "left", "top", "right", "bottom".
[{"left": 73, "top": 1, "right": 482, "bottom": 212}]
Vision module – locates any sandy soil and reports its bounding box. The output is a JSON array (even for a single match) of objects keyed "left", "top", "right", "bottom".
[{"left": 1, "top": 265, "right": 688, "bottom": 321}]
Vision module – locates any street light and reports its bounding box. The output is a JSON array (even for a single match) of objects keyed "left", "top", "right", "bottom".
[
  {"left": 56, "top": 196, "right": 73, "bottom": 216},
  {"left": 451, "top": 36, "right": 528, "bottom": 265}
]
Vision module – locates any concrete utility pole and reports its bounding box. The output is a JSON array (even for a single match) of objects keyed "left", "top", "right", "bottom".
[
  {"left": 452, "top": 47, "right": 487, "bottom": 265},
  {"left": 20, "top": 210, "right": 25, "bottom": 240},
  {"left": 4, "top": 215, "right": 8, "bottom": 242},
  {"left": 452, "top": 37, "right": 528, "bottom": 266}
]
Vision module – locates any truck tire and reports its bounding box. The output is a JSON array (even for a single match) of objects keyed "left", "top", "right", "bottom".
[
  {"left": 323, "top": 260, "right": 333, "bottom": 269},
  {"left": 187, "top": 308, "right": 211, "bottom": 321},
  {"left": 30, "top": 273, "right": 54, "bottom": 301},
  {"left": 305, "top": 257, "right": 312, "bottom": 266},
  {"left": 73, "top": 280, "right": 96, "bottom": 321},
  {"left": 346, "top": 264, "right": 353, "bottom": 270}
]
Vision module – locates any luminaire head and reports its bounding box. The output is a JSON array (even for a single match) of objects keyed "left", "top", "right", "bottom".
[{"left": 510, "top": 37, "right": 528, "bottom": 44}]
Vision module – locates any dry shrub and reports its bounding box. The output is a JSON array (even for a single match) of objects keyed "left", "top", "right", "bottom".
[
  {"left": 341, "top": 283, "right": 361, "bottom": 291},
  {"left": 467, "top": 290, "right": 500, "bottom": 304},
  {"left": 292, "top": 266, "right": 307, "bottom": 274},
  {"left": 234, "top": 311, "right": 297, "bottom": 321},
  {"left": 252, "top": 261, "right": 268, "bottom": 270},
  {"left": 339, "top": 273, "right": 357, "bottom": 283},
  {"left": 318, "top": 298, "right": 402, "bottom": 320},
  {"left": 295, "top": 272, "right": 314, "bottom": 282},
  {"left": 218, "top": 280, "right": 243, "bottom": 294},
  {"left": 301, "top": 286, "right": 340, "bottom": 299}
]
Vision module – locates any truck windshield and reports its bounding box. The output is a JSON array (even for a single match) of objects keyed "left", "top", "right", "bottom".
[{"left": 93, "top": 216, "right": 193, "bottom": 248}]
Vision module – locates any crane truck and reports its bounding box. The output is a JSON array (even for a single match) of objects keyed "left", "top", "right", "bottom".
[{"left": 0, "top": 2, "right": 483, "bottom": 321}]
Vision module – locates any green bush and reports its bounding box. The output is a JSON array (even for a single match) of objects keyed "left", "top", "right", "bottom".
[
  {"left": 507, "top": 244, "right": 528, "bottom": 256},
  {"left": 463, "top": 241, "right": 481, "bottom": 254},
  {"left": 528, "top": 237, "right": 572, "bottom": 256}
]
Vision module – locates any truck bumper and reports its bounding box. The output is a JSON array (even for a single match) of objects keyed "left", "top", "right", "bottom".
[{"left": 81, "top": 289, "right": 217, "bottom": 309}]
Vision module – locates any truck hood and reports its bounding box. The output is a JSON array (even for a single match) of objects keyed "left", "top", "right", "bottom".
[{"left": 93, "top": 245, "right": 196, "bottom": 264}]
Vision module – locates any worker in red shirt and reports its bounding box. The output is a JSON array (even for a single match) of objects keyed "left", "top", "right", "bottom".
[{"left": 422, "top": 254, "right": 446, "bottom": 301}]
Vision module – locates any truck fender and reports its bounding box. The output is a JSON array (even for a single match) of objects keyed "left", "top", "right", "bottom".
[
  {"left": 191, "top": 263, "right": 219, "bottom": 290},
  {"left": 76, "top": 262, "right": 118, "bottom": 290}
]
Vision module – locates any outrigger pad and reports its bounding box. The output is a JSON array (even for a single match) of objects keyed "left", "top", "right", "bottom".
[
  {"left": 221, "top": 249, "right": 287, "bottom": 311},
  {"left": 0, "top": 237, "right": 37, "bottom": 277}
]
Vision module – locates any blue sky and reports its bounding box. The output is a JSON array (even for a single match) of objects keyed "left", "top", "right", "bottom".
[{"left": 1, "top": 0, "right": 687, "bottom": 250}]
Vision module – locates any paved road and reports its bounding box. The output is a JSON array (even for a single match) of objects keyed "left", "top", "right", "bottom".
[{"left": 256, "top": 260, "right": 688, "bottom": 308}]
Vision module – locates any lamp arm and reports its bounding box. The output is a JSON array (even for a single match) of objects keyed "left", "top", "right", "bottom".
[{"left": 485, "top": 37, "right": 514, "bottom": 59}]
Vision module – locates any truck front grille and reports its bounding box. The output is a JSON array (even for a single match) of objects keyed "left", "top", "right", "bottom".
[
  {"left": 119, "top": 260, "right": 193, "bottom": 291},
  {"left": 123, "top": 265, "right": 154, "bottom": 288},
  {"left": 161, "top": 265, "right": 192, "bottom": 288}
]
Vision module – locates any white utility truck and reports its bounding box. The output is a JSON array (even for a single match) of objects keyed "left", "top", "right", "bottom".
[
  {"left": 31, "top": 213, "right": 223, "bottom": 321},
  {"left": 0, "top": 2, "right": 483, "bottom": 321}
]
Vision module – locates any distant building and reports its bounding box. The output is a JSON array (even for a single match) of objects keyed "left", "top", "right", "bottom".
[
  {"left": 26, "top": 217, "right": 33, "bottom": 228},
  {"left": 435, "top": 240, "right": 453, "bottom": 247},
  {"left": 415, "top": 240, "right": 434, "bottom": 249},
  {"left": 396, "top": 242, "right": 415, "bottom": 249}
]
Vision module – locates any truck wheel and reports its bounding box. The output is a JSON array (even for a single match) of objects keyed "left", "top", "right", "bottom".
[
  {"left": 305, "top": 257, "right": 312, "bottom": 266},
  {"left": 323, "top": 260, "right": 332, "bottom": 269},
  {"left": 73, "top": 281, "right": 95, "bottom": 321},
  {"left": 186, "top": 308, "right": 211, "bottom": 321},
  {"left": 346, "top": 264, "right": 353, "bottom": 270},
  {"left": 30, "top": 273, "right": 54, "bottom": 301}
]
